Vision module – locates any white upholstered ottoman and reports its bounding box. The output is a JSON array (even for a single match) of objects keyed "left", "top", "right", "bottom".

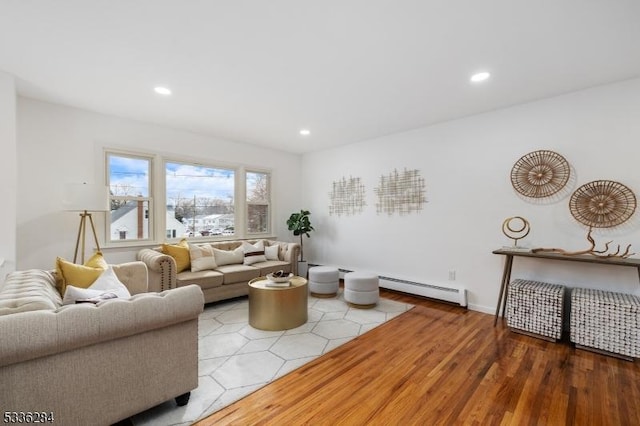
[
  {"left": 344, "top": 271, "right": 379, "bottom": 308},
  {"left": 308, "top": 266, "right": 339, "bottom": 297}
]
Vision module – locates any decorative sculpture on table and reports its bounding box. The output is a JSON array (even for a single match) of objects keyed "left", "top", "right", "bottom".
[
  {"left": 533, "top": 180, "right": 637, "bottom": 258},
  {"left": 510, "top": 150, "right": 570, "bottom": 198},
  {"left": 502, "top": 216, "right": 531, "bottom": 250}
]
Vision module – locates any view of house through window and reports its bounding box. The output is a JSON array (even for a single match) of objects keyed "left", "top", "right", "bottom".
[
  {"left": 107, "top": 151, "right": 271, "bottom": 243},
  {"left": 166, "top": 162, "right": 235, "bottom": 238},
  {"left": 247, "top": 171, "right": 270, "bottom": 233},
  {"left": 107, "top": 153, "right": 152, "bottom": 242}
]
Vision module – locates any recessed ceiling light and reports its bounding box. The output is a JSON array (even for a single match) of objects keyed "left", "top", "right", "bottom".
[
  {"left": 299, "top": 129, "right": 311, "bottom": 136},
  {"left": 470, "top": 72, "right": 491, "bottom": 83},
  {"left": 154, "top": 86, "right": 172, "bottom": 95}
]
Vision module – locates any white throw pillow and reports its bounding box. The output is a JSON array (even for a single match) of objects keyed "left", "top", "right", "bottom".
[
  {"left": 242, "top": 241, "right": 267, "bottom": 265},
  {"left": 189, "top": 243, "right": 217, "bottom": 272},
  {"left": 265, "top": 244, "right": 280, "bottom": 261},
  {"left": 62, "top": 267, "right": 131, "bottom": 305},
  {"left": 213, "top": 246, "right": 245, "bottom": 266}
]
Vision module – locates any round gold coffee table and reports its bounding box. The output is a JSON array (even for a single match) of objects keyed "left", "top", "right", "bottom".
[{"left": 248, "top": 276, "right": 308, "bottom": 331}]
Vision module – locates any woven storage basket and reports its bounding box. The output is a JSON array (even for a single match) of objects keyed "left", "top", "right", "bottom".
[
  {"left": 571, "top": 288, "right": 640, "bottom": 358},
  {"left": 506, "top": 279, "right": 564, "bottom": 340}
]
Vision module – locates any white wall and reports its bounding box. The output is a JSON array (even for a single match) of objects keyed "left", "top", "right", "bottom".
[
  {"left": 16, "top": 98, "right": 302, "bottom": 269},
  {"left": 0, "top": 71, "right": 17, "bottom": 275},
  {"left": 301, "top": 78, "right": 640, "bottom": 313},
  {"left": 13, "top": 79, "right": 640, "bottom": 312}
]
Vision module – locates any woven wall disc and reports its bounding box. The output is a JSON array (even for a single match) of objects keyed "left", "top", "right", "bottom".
[
  {"left": 510, "top": 150, "right": 570, "bottom": 198},
  {"left": 569, "top": 180, "right": 636, "bottom": 228}
]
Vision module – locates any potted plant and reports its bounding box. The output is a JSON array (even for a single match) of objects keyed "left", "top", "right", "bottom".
[{"left": 286, "top": 209, "right": 314, "bottom": 278}]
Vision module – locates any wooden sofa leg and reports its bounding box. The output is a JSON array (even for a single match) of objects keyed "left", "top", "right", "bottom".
[{"left": 175, "top": 392, "right": 191, "bottom": 406}]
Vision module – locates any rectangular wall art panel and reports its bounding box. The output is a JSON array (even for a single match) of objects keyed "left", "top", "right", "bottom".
[
  {"left": 374, "top": 168, "right": 426, "bottom": 215},
  {"left": 329, "top": 176, "right": 366, "bottom": 216}
]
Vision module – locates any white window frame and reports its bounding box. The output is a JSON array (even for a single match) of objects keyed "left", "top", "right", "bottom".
[
  {"left": 103, "top": 148, "right": 275, "bottom": 246},
  {"left": 105, "top": 150, "right": 155, "bottom": 244},
  {"left": 164, "top": 158, "right": 239, "bottom": 241},
  {"left": 246, "top": 168, "right": 271, "bottom": 236}
]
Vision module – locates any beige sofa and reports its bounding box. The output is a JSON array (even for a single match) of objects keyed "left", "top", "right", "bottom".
[
  {"left": 0, "top": 262, "right": 204, "bottom": 426},
  {"left": 138, "top": 239, "right": 300, "bottom": 303}
]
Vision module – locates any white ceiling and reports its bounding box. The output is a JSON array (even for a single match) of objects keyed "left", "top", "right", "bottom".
[{"left": 1, "top": 1, "right": 639, "bottom": 154}]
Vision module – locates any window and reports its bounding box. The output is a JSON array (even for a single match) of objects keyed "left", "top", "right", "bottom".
[
  {"left": 105, "top": 149, "right": 273, "bottom": 244},
  {"left": 107, "top": 152, "right": 153, "bottom": 242},
  {"left": 165, "top": 162, "right": 235, "bottom": 238},
  {"left": 246, "top": 171, "right": 270, "bottom": 234}
]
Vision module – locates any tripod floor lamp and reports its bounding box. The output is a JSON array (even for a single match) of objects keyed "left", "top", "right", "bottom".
[{"left": 63, "top": 183, "right": 110, "bottom": 264}]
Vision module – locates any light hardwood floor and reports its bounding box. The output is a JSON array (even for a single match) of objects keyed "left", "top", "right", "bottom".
[{"left": 195, "top": 288, "right": 640, "bottom": 426}]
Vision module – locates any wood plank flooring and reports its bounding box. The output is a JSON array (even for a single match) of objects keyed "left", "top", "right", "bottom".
[{"left": 195, "top": 289, "right": 640, "bottom": 426}]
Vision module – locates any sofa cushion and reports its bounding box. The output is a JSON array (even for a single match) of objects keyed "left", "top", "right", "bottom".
[
  {"left": 0, "top": 269, "right": 62, "bottom": 316},
  {"left": 55, "top": 251, "right": 108, "bottom": 295},
  {"left": 189, "top": 243, "right": 217, "bottom": 272},
  {"left": 214, "top": 264, "right": 260, "bottom": 284},
  {"left": 265, "top": 241, "right": 288, "bottom": 261},
  {"left": 176, "top": 270, "right": 224, "bottom": 290},
  {"left": 209, "top": 241, "right": 243, "bottom": 251},
  {"left": 162, "top": 239, "right": 191, "bottom": 273},
  {"left": 264, "top": 244, "right": 280, "bottom": 261},
  {"left": 213, "top": 246, "right": 244, "bottom": 266},
  {"left": 242, "top": 241, "right": 267, "bottom": 265},
  {"left": 62, "top": 267, "right": 132, "bottom": 305}
]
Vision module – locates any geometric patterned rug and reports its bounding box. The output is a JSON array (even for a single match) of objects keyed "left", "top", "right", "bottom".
[{"left": 131, "top": 289, "right": 414, "bottom": 425}]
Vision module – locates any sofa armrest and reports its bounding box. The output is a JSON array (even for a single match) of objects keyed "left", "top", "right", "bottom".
[
  {"left": 111, "top": 261, "right": 148, "bottom": 295},
  {"left": 281, "top": 243, "right": 301, "bottom": 276},
  {"left": 137, "top": 248, "right": 176, "bottom": 292}
]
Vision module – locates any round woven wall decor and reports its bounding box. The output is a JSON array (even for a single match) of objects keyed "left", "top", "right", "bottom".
[
  {"left": 510, "top": 150, "right": 570, "bottom": 198},
  {"left": 569, "top": 180, "right": 636, "bottom": 228}
]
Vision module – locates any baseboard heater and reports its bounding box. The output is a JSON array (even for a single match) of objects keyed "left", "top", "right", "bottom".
[{"left": 332, "top": 267, "right": 467, "bottom": 307}]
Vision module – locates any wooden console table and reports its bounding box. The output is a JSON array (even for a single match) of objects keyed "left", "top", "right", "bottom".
[{"left": 492, "top": 248, "right": 640, "bottom": 326}]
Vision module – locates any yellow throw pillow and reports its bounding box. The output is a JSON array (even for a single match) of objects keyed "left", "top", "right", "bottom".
[
  {"left": 162, "top": 238, "right": 191, "bottom": 273},
  {"left": 55, "top": 251, "right": 108, "bottom": 295}
]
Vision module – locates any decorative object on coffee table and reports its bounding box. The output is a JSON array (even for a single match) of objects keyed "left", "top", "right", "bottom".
[
  {"left": 267, "top": 270, "right": 292, "bottom": 282},
  {"left": 501, "top": 216, "right": 531, "bottom": 250},
  {"left": 265, "top": 270, "right": 294, "bottom": 287},
  {"left": 510, "top": 150, "right": 570, "bottom": 198},
  {"left": 286, "top": 209, "right": 314, "bottom": 278}
]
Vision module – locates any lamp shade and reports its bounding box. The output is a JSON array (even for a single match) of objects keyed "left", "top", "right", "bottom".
[{"left": 62, "top": 183, "right": 110, "bottom": 212}]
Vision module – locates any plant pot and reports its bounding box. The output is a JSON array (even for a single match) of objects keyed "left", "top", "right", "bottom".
[{"left": 297, "top": 261, "right": 308, "bottom": 279}]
